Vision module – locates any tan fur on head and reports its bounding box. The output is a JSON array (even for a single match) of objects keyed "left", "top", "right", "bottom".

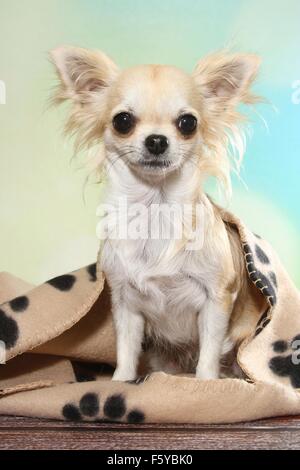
[{"left": 50, "top": 46, "right": 261, "bottom": 196}]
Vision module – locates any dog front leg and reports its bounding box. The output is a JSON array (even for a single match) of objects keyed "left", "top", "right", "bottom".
[
  {"left": 196, "top": 297, "right": 231, "bottom": 380},
  {"left": 112, "top": 305, "right": 144, "bottom": 382}
]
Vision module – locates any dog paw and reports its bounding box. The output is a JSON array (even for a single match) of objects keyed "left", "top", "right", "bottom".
[
  {"left": 112, "top": 368, "right": 137, "bottom": 382},
  {"left": 195, "top": 364, "right": 219, "bottom": 380},
  {"left": 269, "top": 335, "right": 300, "bottom": 388}
]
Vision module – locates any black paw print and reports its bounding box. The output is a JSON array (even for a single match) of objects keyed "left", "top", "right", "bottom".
[
  {"left": 242, "top": 242, "right": 278, "bottom": 307},
  {"left": 269, "top": 335, "right": 300, "bottom": 388},
  {"left": 62, "top": 392, "right": 145, "bottom": 424}
]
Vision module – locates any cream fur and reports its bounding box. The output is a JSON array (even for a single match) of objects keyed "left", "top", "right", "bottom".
[{"left": 51, "top": 46, "right": 261, "bottom": 381}]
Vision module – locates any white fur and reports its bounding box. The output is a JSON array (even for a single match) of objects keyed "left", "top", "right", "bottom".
[{"left": 100, "top": 157, "right": 234, "bottom": 381}]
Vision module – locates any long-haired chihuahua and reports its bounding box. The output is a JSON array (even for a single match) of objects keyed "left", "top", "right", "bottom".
[{"left": 51, "top": 46, "right": 264, "bottom": 381}]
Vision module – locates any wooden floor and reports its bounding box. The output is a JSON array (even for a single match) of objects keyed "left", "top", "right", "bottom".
[{"left": 0, "top": 415, "right": 299, "bottom": 450}]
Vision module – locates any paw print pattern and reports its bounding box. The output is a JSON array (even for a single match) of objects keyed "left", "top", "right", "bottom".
[
  {"left": 9, "top": 296, "right": 30, "bottom": 312},
  {"left": 242, "top": 242, "right": 277, "bottom": 307},
  {"left": 47, "top": 274, "right": 77, "bottom": 291},
  {"left": 86, "top": 263, "right": 97, "bottom": 282},
  {"left": 242, "top": 241, "right": 278, "bottom": 337},
  {"left": 0, "top": 263, "right": 97, "bottom": 352},
  {"left": 47, "top": 263, "right": 98, "bottom": 291},
  {"left": 255, "top": 308, "right": 272, "bottom": 337},
  {"left": 0, "top": 309, "right": 19, "bottom": 349},
  {"left": 0, "top": 292, "right": 31, "bottom": 349},
  {"left": 62, "top": 392, "right": 145, "bottom": 424},
  {"left": 79, "top": 392, "right": 100, "bottom": 416},
  {"left": 269, "top": 335, "right": 300, "bottom": 388}
]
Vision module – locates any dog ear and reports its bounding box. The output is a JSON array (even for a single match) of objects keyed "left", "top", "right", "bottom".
[
  {"left": 50, "top": 46, "right": 119, "bottom": 104},
  {"left": 50, "top": 47, "right": 119, "bottom": 151},
  {"left": 192, "top": 53, "right": 261, "bottom": 197},
  {"left": 193, "top": 52, "right": 260, "bottom": 105}
]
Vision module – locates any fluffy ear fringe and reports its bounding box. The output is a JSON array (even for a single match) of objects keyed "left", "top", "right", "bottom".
[
  {"left": 49, "top": 46, "right": 119, "bottom": 159},
  {"left": 193, "top": 51, "right": 263, "bottom": 199}
]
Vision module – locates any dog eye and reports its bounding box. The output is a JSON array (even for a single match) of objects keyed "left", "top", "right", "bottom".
[
  {"left": 176, "top": 114, "right": 197, "bottom": 136},
  {"left": 113, "top": 112, "right": 135, "bottom": 134}
]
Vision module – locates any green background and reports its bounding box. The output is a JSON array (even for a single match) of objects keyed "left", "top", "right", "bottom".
[{"left": 0, "top": 0, "right": 299, "bottom": 285}]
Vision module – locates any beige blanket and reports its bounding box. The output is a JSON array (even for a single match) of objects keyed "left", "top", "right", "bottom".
[{"left": 0, "top": 210, "right": 300, "bottom": 424}]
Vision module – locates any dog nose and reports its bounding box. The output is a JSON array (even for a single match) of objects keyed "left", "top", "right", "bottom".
[{"left": 145, "top": 134, "right": 169, "bottom": 155}]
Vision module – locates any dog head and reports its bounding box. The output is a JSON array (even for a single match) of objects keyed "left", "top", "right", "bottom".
[{"left": 51, "top": 46, "right": 260, "bottom": 188}]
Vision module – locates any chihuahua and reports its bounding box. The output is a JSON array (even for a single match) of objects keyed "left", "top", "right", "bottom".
[{"left": 51, "top": 46, "right": 264, "bottom": 381}]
